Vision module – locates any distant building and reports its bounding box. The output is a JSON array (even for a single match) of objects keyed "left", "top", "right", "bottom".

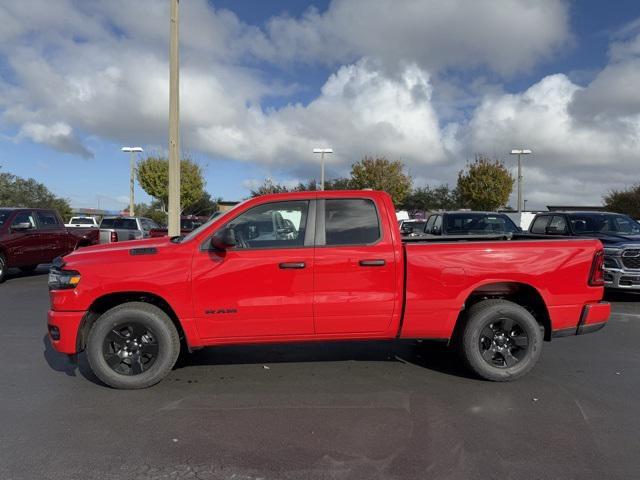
[{"left": 217, "top": 200, "right": 240, "bottom": 213}]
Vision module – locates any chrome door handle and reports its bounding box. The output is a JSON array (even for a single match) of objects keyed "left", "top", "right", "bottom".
[{"left": 359, "top": 259, "right": 386, "bottom": 267}]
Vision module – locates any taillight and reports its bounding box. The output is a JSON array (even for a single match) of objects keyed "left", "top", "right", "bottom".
[
  {"left": 110, "top": 231, "right": 118, "bottom": 242},
  {"left": 589, "top": 250, "right": 605, "bottom": 286}
]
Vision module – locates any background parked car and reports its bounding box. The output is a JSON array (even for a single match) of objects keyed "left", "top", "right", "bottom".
[
  {"left": 65, "top": 216, "right": 99, "bottom": 228},
  {"left": 99, "top": 216, "right": 160, "bottom": 243},
  {"left": 399, "top": 219, "right": 428, "bottom": 236},
  {"left": 421, "top": 211, "right": 521, "bottom": 236},
  {"left": 528, "top": 211, "right": 640, "bottom": 290},
  {"left": 0, "top": 208, "right": 99, "bottom": 282},
  {"left": 148, "top": 216, "right": 204, "bottom": 238}
]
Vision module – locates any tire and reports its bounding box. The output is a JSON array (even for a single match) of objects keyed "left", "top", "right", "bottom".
[
  {"left": 86, "top": 302, "right": 180, "bottom": 389},
  {"left": 459, "top": 299, "right": 543, "bottom": 381},
  {"left": 0, "top": 253, "right": 6, "bottom": 283},
  {"left": 19, "top": 265, "right": 38, "bottom": 273}
]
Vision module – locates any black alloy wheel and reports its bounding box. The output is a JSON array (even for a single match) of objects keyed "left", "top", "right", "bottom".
[
  {"left": 478, "top": 317, "right": 529, "bottom": 368},
  {"left": 103, "top": 323, "right": 159, "bottom": 375},
  {"left": 86, "top": 302, "right": 180, "bottom": 389},
  {"left": 459, "top": 299, "right": 543, "bottom": 381}
]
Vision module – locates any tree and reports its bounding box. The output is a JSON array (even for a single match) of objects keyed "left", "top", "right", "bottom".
[
  {"left": 349, "top": 156, "right": 412, "bottom": 206},
  {"left": 249, "top": 177, "right": 353, "bottom": 197},
  {"left": 134, "top": 201, "right": 168, "bottom": 226},
  {"left": 456, "top": 155, "right": 513, "bottom": 211},
  {"left": 182, "top": 192, "right": 220, "bottom": 217},
  {"left": 0, "top": 169, "right": 72, "bottom": 219},
  {"left": 136, "top": 157, "right": 205, "bottom": 213},
  {"left": 604, "top": 184, "right": 640, "bottom": 218},
  {"left": 401, "top": 185, "right": 461, "bottom": 214},
  {"left": 249, "top": 178, "right": 291, "bottom": 197}
]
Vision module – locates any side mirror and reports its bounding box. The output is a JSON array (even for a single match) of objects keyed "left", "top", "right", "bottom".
[
  {"left": 401, "top": 225, "right": 414, "bottom": 234},
  {"left": 431, "top": 226, "right": 442, "bottom": 235},
  {"left": 210, "top": 227, "right": 236, "bottom": 250},
  {"left": 11, "top": 222, "right": 32, "bottom": 231}
]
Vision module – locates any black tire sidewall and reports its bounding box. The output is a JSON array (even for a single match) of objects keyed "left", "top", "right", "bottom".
[
  {"left": 462, "top": 300, "right": 543, "bottom": 381},
  {"left": 87, "top": 303, "right": 179, "bottom": 389}
]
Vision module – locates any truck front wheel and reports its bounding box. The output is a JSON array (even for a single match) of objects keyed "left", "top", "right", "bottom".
[
  {"left": 459, "top": 299, "right": 543, "bottom": 381},
  {"left": 86, "top": 302, "right": 180, "bottom": 389}
]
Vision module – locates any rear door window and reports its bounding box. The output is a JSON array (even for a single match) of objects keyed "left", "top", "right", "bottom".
[
  {"left": 324, "top": 199, "right": 380, "bottom": 245},
  {"left": 36, "top": 211, "right": 60, "bottom": 229}
]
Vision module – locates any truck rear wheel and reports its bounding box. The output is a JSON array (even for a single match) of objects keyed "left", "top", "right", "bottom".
[
  {"left": 459, "top": 299, "right": 542, "bottom": 381},
  {"left": 86, "top": 302, "right": 180, "bottom": 389}
]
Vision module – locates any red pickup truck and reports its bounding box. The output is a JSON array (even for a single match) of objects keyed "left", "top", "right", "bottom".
[
  {"left": 0, "top": 208, "right": 99, "bottom": 283},
  {"left": 47, "top": 191, "right": 609, "bottom": 389}
]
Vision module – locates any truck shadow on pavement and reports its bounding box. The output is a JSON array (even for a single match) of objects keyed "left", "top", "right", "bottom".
[
  {"left": 42, "top": 335, "right": 101, "bottom": 383},
  {"left": 604, "top": 290, "right": 640, "bottom": 302},
  {"left": 177, "top": 339, "right": 476, "bottom": 380},
  {"left": 43, "top": 335, "right": 476, "bottom": 386}
]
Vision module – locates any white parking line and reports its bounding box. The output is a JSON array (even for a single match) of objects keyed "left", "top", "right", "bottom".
[{"left": 612, "top": 312, "right": 640, "bottom": 318}]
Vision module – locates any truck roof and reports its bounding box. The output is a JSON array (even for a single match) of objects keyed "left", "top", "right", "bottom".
[{"left": 246, "top": 190, "right": 392, "bottom": 202}]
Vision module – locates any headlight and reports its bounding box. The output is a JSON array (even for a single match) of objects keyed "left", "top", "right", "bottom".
[{"left": 48, "top": 269, "right": 81, "bottom": 290}]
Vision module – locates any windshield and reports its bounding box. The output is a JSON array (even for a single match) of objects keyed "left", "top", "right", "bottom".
[
  {"left": 0, "top": 212, "right": 9, "bottom": 227},
  {"left": 569, "top": 214, "right": 640, "bottom": 235},
  {"left": 180, "top": 218, "right": 202, "bottom": 230},
  {"left": 180, "top": 204, "right": 246, "bottom": 243},
  {"left": 71, "top": 218, "right": 95, "bottom": 224},
  {"left": 445, "top": 213, "right": 519, "bottom": 234}
]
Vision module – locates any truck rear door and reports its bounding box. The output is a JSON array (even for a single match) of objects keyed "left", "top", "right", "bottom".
[{"left": 313, "top": 197, "right": 399, "bottom": 334}]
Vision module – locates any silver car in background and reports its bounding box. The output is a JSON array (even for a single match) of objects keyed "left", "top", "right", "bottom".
[{"left": 99, "top": 216, "right": 160, "bottom": 243}]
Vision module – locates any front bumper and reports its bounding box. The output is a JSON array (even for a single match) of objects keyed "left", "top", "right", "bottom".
[
  {"left": 604, "top": 267, "right": 640, "bottom": 290},
  {"left": 552, "top": 302, "right": 610, "bottom": 338},
  {"left": 47, "top": 310, "right": 86, "bottom": 354}
]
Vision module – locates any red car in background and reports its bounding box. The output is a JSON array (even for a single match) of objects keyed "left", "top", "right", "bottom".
[{"left": 0, "top": 208, "right": 98, "bottom": 283}]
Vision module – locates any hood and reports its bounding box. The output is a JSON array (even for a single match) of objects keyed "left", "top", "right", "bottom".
[
  {"left": 62, "top": 237, "right": 172, "bottom": 262},
  {"left": 578, "top": 232, "right": 640, "bottom": 246}
]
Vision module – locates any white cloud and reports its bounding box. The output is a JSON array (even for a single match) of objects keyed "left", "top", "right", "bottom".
[
  {"left": 194, "top": 59, "right": 449, "bottom": 173},
  {"left": 252, "top": 0, "right": 570, "bottom": 75},
  {"left": 17, "top": 121, "right": 92, "bottom": 158},
  {"left": 467, "top": 71, "right": 640, "bottom": 207}
]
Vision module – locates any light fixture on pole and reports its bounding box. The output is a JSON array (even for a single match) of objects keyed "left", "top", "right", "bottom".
[
  {"left": 509, "top": 149, "right": 532, "bottom": 213},
  {"left": 313, "top": 148, "right": 333, "bottom": 190},
  {"left": 121, "top": 147, "right": 143, "bottom": 217}
]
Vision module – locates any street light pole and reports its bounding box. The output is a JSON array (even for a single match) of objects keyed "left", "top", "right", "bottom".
[
  {"left": 121, "top": 147, "right": 143, "bottom": 217},
  {"left": 313, "top": 148, "right": 333, "bottom": 190},
  {"left": 168, "top": 0, "right": 181, "bottom": 236},
  {"left": 510, "top": 149, "right": 532, "bottom": 213}
]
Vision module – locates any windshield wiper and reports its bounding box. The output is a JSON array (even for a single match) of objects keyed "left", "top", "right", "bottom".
[{"left": 170, "top": 235, "right": 184, "bottom": 243}]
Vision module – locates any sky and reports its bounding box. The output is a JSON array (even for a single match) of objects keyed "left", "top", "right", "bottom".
[{"left": 1, "top": 0, "right": 640, "bottom": 211}]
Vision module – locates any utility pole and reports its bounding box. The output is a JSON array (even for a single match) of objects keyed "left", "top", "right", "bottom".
[
  {"left": 168, "top": 0, "right": 180, "bottom": 236},
  {"left": 121, "top": 147, "right": 143, "bottom": 217},
  {"left": 510, "top": 149, "right": 532, "bottom": 213},
  {"left": 313, "top": 148, "right": 333, "bottom": 190}
]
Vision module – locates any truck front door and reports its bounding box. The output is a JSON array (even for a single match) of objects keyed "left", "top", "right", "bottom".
[
  {"left": 192, "top": 200, "right": 315, "bottom": 339},
  {"left": 313, "top": 198, "right": 399, "bottom": 334}
]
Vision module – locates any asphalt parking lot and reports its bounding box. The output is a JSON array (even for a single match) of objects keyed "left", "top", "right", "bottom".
[{"left": 1, "top": 267, "right": 639, "bottom": 480}]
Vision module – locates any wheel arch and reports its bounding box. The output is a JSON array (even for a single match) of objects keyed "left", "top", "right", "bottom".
[
  {"left": 453, "top": 281, "right": 552, "bottom": 342},
  {"left": 76, "top": 291, "right": 186, "bottom": 352}
]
